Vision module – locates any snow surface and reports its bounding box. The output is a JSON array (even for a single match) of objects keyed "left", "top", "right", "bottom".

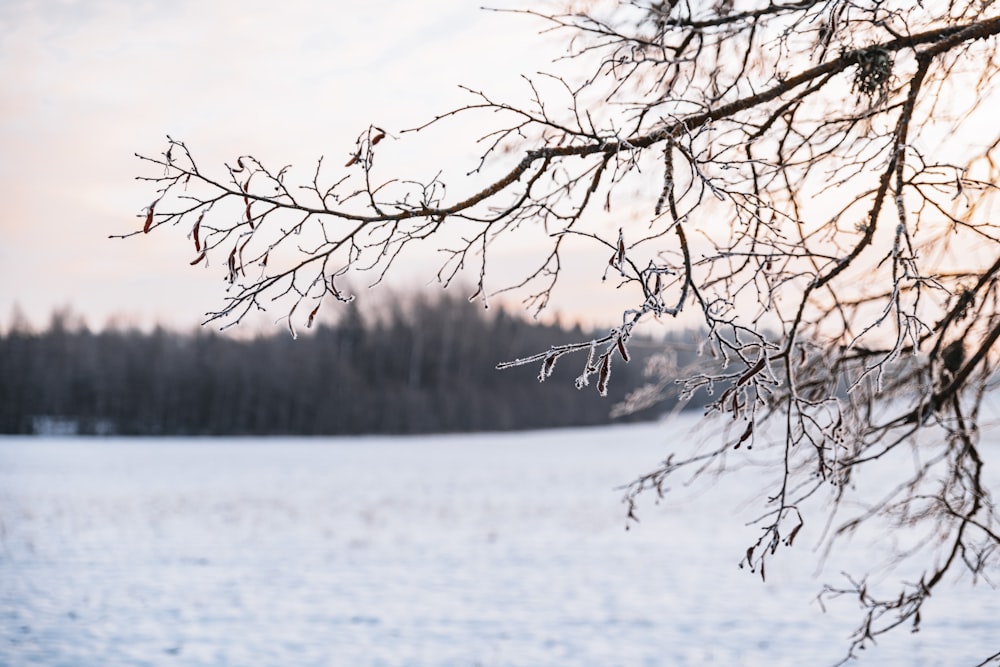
[{"left": 1, "top": 414, "right": 997, "bottom": 666}]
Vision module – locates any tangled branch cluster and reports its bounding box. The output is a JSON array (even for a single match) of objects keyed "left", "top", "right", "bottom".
[{"left": 132, "top": 1, "right": 1000, "bottom": 660}]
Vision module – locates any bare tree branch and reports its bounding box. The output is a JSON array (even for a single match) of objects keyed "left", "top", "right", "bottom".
[{"left": 131, "top": 2, "right": 1000, "bottom": 661}]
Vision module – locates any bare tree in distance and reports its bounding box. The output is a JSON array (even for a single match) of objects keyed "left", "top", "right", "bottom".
[{"left": 130, "top": 2, "right": 1000, "bottom": 662}]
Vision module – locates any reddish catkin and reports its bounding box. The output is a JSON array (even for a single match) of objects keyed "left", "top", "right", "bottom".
[{"left": 597, "top": 355, "right": 611, "bottom": 396}]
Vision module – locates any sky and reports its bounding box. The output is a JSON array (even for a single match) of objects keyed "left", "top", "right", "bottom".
[{"left": 0, "top": 0, "right": 628, "bottom": 332}]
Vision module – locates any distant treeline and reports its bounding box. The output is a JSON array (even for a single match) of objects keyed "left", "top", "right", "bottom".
[{"left": 0, "top": 295, "right": 704, "bottom": 436}]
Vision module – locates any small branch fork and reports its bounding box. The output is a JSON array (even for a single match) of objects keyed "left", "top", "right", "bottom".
[{"left": 131, "top": 3, "right": 1000, "bottom": 660}]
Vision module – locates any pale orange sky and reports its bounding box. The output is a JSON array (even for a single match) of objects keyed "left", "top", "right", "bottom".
[{"left": 2, "top": 0, "right": 650, "bottom": 332}]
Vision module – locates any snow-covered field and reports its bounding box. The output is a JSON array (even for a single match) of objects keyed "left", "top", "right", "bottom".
[{"left": 1, "top": 414, "right": 997, "bottom": 666}]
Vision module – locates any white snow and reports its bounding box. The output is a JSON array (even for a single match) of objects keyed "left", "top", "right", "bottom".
[{"left": 0, "top": 414, "right": 997, "bottom": 666}]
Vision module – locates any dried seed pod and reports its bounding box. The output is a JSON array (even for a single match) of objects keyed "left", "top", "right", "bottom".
[
  {"left": 616, "top": 337, "right": 630, "bottom": 363},
  {"left": 192, "top": 212, "right": 203, "bottom": 251},
  {"left": 143, "top": 203, "right": 155, "bottom": 233},
  {"left": 597, "top": 355, "right": 612, "bottom": 396}
]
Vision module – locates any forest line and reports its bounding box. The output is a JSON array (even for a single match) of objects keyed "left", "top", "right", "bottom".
[{"left": 0, "top": 294, "right": 704, "bottom": 436}]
